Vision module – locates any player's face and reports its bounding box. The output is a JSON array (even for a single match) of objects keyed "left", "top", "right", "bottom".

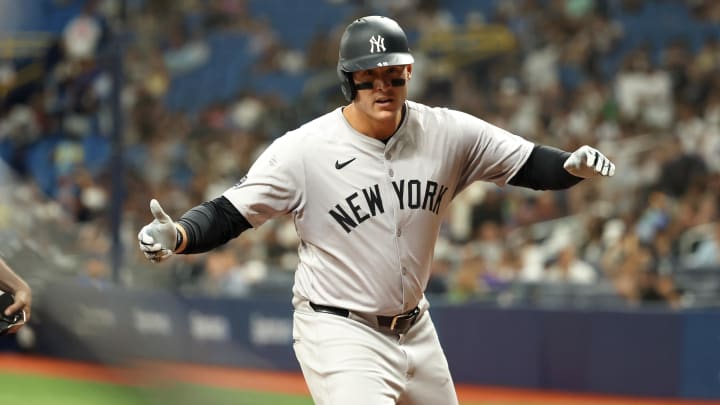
[{"left": 351, "top": 64, "right": 411, "bottom": 121}]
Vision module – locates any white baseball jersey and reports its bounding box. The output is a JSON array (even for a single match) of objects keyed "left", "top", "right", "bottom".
[{"left": 223, "top": 100, "right": 533, "bottom": 315}]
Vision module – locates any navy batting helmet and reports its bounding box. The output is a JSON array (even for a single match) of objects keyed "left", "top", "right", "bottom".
[{"left": 337, "top": 16, "right": 414, "bottom": 102}]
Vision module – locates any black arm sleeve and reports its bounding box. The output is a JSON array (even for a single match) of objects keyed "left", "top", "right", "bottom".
[
  {"left": 176, "top": 196, "right": 253, "bottom": 254},
  {"left": 508, "top": 145, "right": 584, "bottom": 190}
]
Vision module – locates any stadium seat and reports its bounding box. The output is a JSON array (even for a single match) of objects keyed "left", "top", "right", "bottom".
[
  {"left": 440, "top": 0, "right": 499, "bottom": 25},
  {"left": 25, "top": 136, "right": 61, "bottom": 197},
  {"left": 246, "top": 0, "right": 355, "bottom": 50},
  {"left": 82, "top": 133, "right": 111, "bottom": 176}
]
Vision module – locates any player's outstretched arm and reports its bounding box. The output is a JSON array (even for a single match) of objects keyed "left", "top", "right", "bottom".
[
  {"left": 509, "top": 144, "right": 615, "bottom": 191},
  {"left": 138, "top": 199, "right": 186, "bottom": 263},
  {"left": 563, "top": 145, "right": 615, "bottom": 178},
  {"left": 138, "top": 196, "right": 253, "bottom": 263},
  {"left": 0, "top": 258, "right": 32, "bottom": 322}
]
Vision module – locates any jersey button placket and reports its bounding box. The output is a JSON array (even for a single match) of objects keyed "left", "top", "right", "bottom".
[{"left": 384, "top": 145, "right": 404, "bottom": 306}]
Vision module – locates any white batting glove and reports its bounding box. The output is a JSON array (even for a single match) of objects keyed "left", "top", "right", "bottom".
[
  {"left": 563, "top": 145, "right": 615, "bottom": 178},
  {"left": 137, "top": 199, "right": 177, "bottom": 263}
]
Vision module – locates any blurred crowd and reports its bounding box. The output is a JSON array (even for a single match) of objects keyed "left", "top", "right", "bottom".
[{"left": 1, "top": 0, "right": 719, "bottom": 309}]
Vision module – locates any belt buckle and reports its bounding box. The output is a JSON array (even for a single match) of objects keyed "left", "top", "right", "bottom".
[
  {"left": 389, "top": 314, "right": 402, "bottom": 331},
  {"left": 389, "top": 307, "right": 418, "bottom": 332}
]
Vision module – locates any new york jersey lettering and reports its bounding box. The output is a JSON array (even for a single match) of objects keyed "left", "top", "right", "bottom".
[
  {"left": 329, "top": 180, "right": 448, "bottom": 233},
  {"left": 329, "top": 184, "right": 385, "bottom": 233}
]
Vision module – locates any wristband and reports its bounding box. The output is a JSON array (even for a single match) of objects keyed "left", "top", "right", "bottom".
[{"left": 175, "top": 228, "right": 183, "bottom": 250}]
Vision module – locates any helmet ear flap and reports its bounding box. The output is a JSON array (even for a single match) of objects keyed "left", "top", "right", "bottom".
[{"left": 339, "top": 70, "right": 356, "bottom": 102}]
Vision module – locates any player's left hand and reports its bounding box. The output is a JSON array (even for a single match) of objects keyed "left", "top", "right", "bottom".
[
  {"left": 563, "top": 145, "right": 615, "bottom": 178},
  {"left": 138, "top": 199, "right": 178, "bottom": 263}
]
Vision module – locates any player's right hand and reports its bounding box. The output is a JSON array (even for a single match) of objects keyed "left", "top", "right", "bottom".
[
  {"left": 137, "top": 199, "right": 178, "bottom": 263},
  {"left": 5, "top": 284, "right": 32, "bottom": 323}
]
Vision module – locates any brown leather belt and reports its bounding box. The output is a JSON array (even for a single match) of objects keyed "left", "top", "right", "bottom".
[{"left": 309, "top": 302, "right": 420, "bottom": 334}]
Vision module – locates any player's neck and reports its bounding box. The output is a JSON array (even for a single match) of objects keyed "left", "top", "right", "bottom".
[{"left": 343, "top": 104, "right": 405, "bottom": 142}]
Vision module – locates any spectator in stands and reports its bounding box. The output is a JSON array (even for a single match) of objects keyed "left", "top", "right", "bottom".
[
  {"left": 635, "top": 190, "right": 671, "bottom": 244},
  {"left": 635, "top": 246, "right": 684, "bottom": 309},
  {"left": 76, "top": 253, "right": 112, "bottom": 290},
  {"left": 543, "top": 242, "right": 598, "bottom": 284},
  {"left": 683, "top": 221, "right": 720, "bottom": 269},
  {"left": 449, "top": 249, "right": 487, "bottom": 303},
  {"left": 601, "top": 229, "right": 646, "bottom": 302},
  {"left": 614, "top": 46, "right": 674, "bottom": 132},
  {"left": 466, "top": 221, "right": 505, "bottom": 267},
  {"left": 450, "top": 243, "right": 516, "bottom": 303},
  {"left": 427, "top": 255, "right": 452, "bottom": 296},
  {"left": 602, "top": 229, "right": 683, "bottom": 308},
  {"left": 199, "top": 245, "right": 267, "bottom": 297},
  {"left": 516, "top": 236, "right": 546, "bottom": 283}
]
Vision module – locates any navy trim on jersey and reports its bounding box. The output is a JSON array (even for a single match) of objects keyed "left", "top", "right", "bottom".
[
  {"left": 508, "top": 145, "right": 583, "bottom": 190},
  {"left": 176, "top": 196, "right": 252, "bottom": 254}
]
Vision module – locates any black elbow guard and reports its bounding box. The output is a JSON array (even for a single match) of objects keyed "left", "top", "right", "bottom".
[
  {"left": 509, "top": 145, "right": 583, "bottom": 190},
  {"left": 176, "top": 196, "right": 253, "bottom": 254}
]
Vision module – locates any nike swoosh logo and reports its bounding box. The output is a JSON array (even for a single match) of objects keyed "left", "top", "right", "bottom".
[{"left": 335, "top": 158, "right": 356, "bottom": 170}]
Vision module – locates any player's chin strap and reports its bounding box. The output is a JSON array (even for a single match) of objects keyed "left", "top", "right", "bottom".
[{"left": 355, "top": 78, "right": 406, "bottom": 90}]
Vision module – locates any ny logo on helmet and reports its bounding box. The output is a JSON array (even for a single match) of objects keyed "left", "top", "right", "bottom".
[{"left": 369, "top": 35, "right": 386, "bottom": 53}]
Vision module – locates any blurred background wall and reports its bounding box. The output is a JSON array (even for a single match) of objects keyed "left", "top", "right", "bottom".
[{"left": 1, "top": 0, "right": 719, "bottom": 400}]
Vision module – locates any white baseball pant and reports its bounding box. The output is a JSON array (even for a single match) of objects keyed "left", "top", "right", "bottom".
[{"left": 292, "top": 296, "right": 458, "bottom": 405}]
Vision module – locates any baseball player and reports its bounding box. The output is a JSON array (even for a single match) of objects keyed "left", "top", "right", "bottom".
[
  {"left": 0, "top": 257, "right": 32, "bottom": 331},
  {"left": 138, "top": 16, "right": 615, "bottom": 405}
]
